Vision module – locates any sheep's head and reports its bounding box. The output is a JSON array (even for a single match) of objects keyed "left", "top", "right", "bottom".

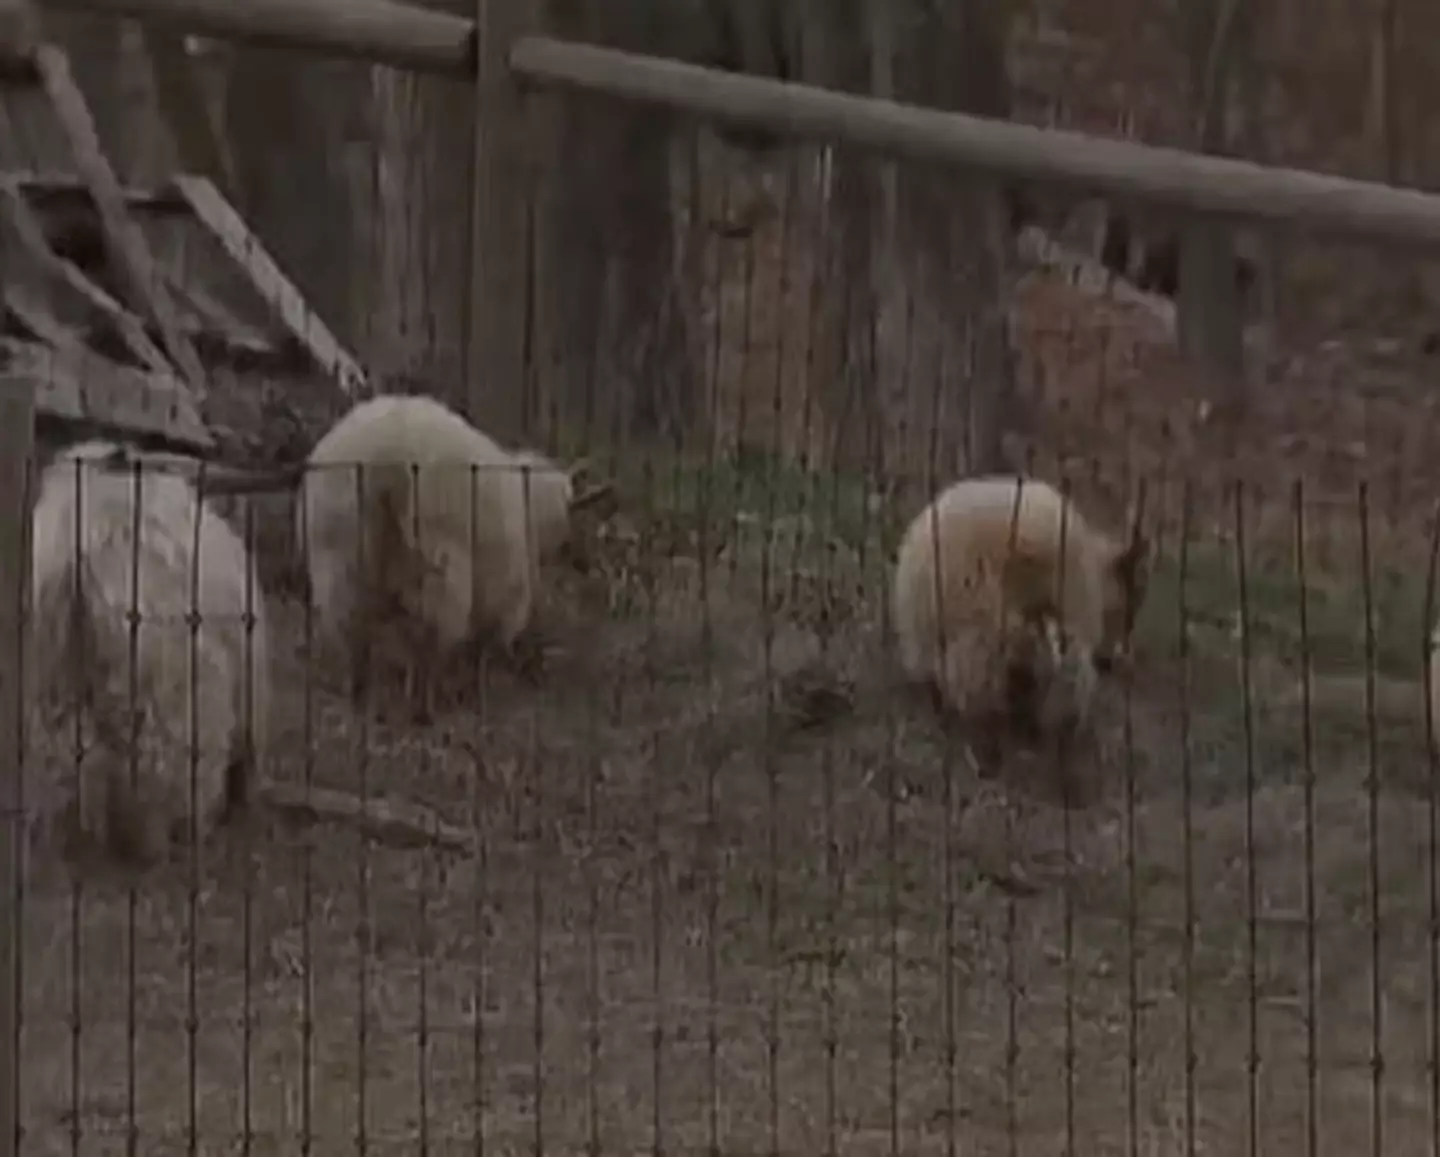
[{"left": 506, "top": 449, "right": 617, "bottom": 572}]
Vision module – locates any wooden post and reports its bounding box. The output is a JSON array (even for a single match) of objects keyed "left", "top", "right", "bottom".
[
  {"left": 465, "top": 0, "right": 537, "bottom": 441},
  {"left": 0, "top": 379, "right": 34, "bottom": 1157}
]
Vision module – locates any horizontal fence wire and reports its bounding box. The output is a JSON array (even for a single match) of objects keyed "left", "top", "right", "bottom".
[
  {"left": 5, "top": 81, "right": 1440, "bottom": 1157},
  {"left": 3, "top": 432, "right": 1438, "bottom": 1157}
]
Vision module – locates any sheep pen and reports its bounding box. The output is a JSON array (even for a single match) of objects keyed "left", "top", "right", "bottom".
[{"left": 8, "top": 443, "right": 1440, "bottom": 1157}]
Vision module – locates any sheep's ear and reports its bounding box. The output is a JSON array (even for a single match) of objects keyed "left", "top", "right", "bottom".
[{"left": 567, "top": 457, "right": 593, "bottom": 486}]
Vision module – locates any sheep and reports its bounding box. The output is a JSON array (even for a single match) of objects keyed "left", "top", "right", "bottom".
[
  {"left": 890, "top": 474, "right": 1148, "bottom": 755},
  {"left": 27, "top": 441, "right": 270, "bottom": 866},
  {"left": 297, "top": 393, "right": 599, "bottom": 716}
]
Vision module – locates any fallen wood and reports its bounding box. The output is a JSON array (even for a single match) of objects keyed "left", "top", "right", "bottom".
[
  {"left": 35, "top": 43, "right": 208, "bottom": 391},
  {"left": 0, "top": 337, "right": 212, "bottom": 450},
  {"left": 258, "top": 780, "right": 473, "bottom": 852},
  {"left": 1014, "top": 223, "right": 1273, "bottom": 359},
  {"left": 173, "top": 174, "right": 368, "bottom": 395},
  {"left": 198, "top": 462, "right": 304, "bottom": 496},
  {"left": 1015, "top": 224, "right": 1176, "bottom": 329}
]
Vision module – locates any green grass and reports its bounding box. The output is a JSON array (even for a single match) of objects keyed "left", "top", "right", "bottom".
[
  {"left": 1138, "top": 530, "right": 1434, "bottom": 682},
  {"left": 610, "top": 444, "right": 896, "bottom": 554}
]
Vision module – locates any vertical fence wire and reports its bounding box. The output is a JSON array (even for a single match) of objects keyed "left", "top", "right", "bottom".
[
  {"left": 1117, "top": 478, "right": 1140, "bottom": 1157},
  {"left": 240, "top": 493, "right": 260, "bottom": 1157},
  {"left": 1358, "top": 482, "right": 1384, "bottom": 1157},
  {"left": 185, "top": 464, "right": 204, "bottom": 1157},
  {"left": 353, "top": 463, "right": 373, "bottom": 1157},
  {"left": 1177, "top": 481, "right": 1197, "bottom": 1157},
  {"left": 0, "top": 387, "right": 31, "bottom": 1157},
  {"left": 300, "top": 459, "right": 317, "bottom": 1157},
  {"left": 1233, "top": 481, "right": 1260, "bottom": 1157},
  {"left": 1292, "top": 481, "right": 1316, "bottom": 1157},
  {"left": 1424, "top": 499, "right": 1440, "bottom": 1157},
  {"left": 123, "top": 460, "right": 142, "bottom": 1152},
  {"left": 1057, "top": 475, "right": 1076, "bottom": 1157}
]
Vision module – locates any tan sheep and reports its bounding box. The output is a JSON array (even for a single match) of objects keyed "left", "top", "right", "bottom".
[
  {"left": 28, "top": 441, "right": 270, "bottom": 865},
  {"left": 298, "top": 394, "right": 596, "bottom": 715},
  {"left": 891, "top": 474, "right": 1148, "bottom": 750}
]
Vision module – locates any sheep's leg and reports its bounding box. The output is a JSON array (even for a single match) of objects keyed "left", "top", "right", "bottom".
[
  {"left": 347, "top": 633, "right": 373, "bottom": 704},
  {"left": 494, "top": 564, "right": 550, "bottom": 683},
  {"left": 401, "top": 615, "right": 438, "bottom": 725},
  {"left": 405, "top": 659, "right": 435, "bottom": 725},
  {"left": 107, "top": 773, "right": 170, "bottom": 868}
]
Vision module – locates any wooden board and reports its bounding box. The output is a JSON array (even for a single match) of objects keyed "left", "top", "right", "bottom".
[
  {"left": 34, "top": 44, "right": 207, "bottom": 392},
  {"left": 173, "top": 175, "right": 368, "bottom": 395},
  {"left": 11, "top": 169, "right": 189, "bottom": 215},
  {"left": 0, "top": 337, "right": 212, "bottom": 450},
  {"left": 0, "top": 373, "right": 34, "bottom": 1157}
]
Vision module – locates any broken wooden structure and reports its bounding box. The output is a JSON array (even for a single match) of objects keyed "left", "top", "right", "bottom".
[{"left": 0, "top": 0, "right": 367, "bottom": 456}]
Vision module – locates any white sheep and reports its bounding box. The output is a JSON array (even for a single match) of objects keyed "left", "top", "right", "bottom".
[
  {"left": 28, "top": 441, "right": 270, "bottom": 865},
  {"left": 891, "top": 474, "right": 1149, "bottom": 749},
  {"left": 298, "top": 394, "right": 593, "bottom": 714}
]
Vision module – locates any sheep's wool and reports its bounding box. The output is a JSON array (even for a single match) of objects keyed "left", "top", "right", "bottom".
[
  {"left": 28, "top": 442, "right": 269, "bottom": 863},
  {"left": 299, "top": 394, "right": 574, "bottom": 667},
  {"left": 891, "top": 475, "right": 1128, "bottom": 737}
]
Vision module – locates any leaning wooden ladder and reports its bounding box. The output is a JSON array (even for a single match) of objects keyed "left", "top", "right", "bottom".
[{"left": 0, "top": 0, "right": 367, "bottom": 452}]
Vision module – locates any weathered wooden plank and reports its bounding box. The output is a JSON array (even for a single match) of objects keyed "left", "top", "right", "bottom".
[
  {"left": 0, "top": 177, "right": 172, "bottom": 372},
  {"left": 2, "top": 280, "right": 84, "bottom": 349},
  {"left": 0, "top": 337, "right": 212, "bottom": 450},
  {"left": 173, "top": 174, "right": 367, "bottom": 394},
  {"left": 141, "top": 27, "right": 237, "bottom": 195},
  {"left": 0, "top": 371, "right": 34, "bottom": 1157},
  {"left": 166, "top": 274, "right": 275, "bottom": 356},
  {"left": 13, "top": 169, "right": 189, "bottom": 214},
  {"left": 34, "top": 43, "right": 208, "bottom": 391},
  {"left": 43, "top": 0, "right": 475, "bottom": 77}
]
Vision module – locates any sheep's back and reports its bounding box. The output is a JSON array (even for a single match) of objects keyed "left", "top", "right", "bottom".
[{"left": 892, "top": 476, "right": 1109, "bottom": 678}]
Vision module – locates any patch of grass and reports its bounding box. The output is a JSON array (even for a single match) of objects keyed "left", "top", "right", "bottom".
[
  {"left": 611, "top": 445, "right": 893, "bottom": 553},
  {"left": 1139, "top": 528, "right": 1433, "bottom": 681}
]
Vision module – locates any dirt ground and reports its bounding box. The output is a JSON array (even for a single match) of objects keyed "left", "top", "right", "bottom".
[
  {"left": 18, "top": 184, "right": 1440, "bottom": 1153},
  {"left": 17, "top": 441, "right": 1440, "bottom": 1157}
]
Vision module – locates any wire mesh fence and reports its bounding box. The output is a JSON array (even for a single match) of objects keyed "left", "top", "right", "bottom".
[
  {"left": 10, "top": 427, "right": 1440, "bottom": 1155},
  {"left": 7, "top": 43, "right": 1440, "bottom": 1157}
]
